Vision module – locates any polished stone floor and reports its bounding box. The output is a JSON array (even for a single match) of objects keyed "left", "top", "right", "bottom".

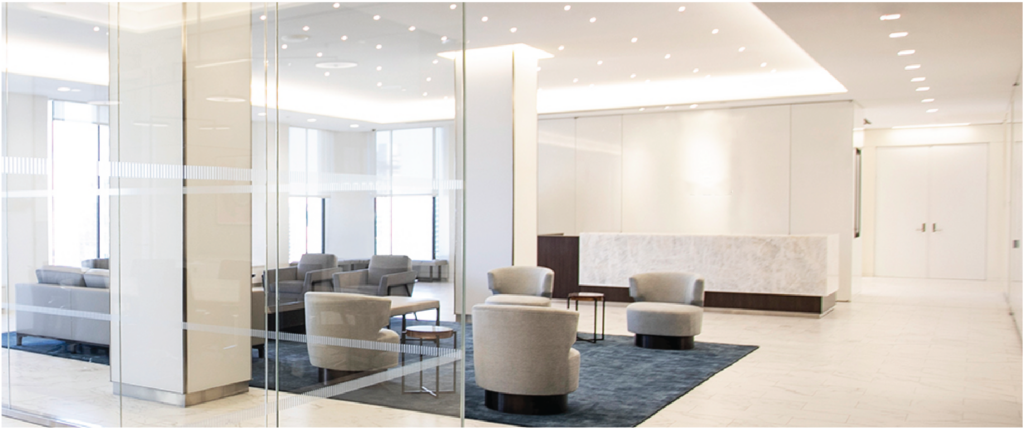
[{"left": 1, "top": 277, "right": 1021, "bottom": 427}]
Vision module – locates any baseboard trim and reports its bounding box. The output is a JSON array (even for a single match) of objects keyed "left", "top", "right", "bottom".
[
  {"left": 3, "top": 407, "right": 82, "bottom": 427},
  {"left": 112, "top": 380, "right": 249, "bottom": 407}
]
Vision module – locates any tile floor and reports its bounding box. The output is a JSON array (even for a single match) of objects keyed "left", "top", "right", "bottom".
[{"left": 2, "top": 277, "right": 1021, "bottom": 427}]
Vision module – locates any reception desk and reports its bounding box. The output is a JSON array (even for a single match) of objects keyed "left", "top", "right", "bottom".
[{"left": 578, "top": 233, "right": 839, "bottom": 315}]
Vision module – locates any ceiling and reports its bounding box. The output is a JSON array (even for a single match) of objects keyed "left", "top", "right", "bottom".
[{"left": 3, "top": 2, "right": 1021, "bottom": 131}]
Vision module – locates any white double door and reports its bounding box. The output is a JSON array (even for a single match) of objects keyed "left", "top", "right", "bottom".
[{"left": 875, "top": 143, "right": 988, "bottom": 280}]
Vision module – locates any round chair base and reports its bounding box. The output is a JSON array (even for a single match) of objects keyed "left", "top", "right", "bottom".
[
  {"left": 635, "top": 334, "right": 695, "bottom": 350},
  {"left": 484, "top": 390, "right": 568, "bottom": 415}
]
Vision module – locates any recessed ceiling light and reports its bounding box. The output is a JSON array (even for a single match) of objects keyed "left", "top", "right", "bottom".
[
  {"left": 307, "top": 118, "right": 317, "bottom": 122},
  {"left": 738, "top": 47, "right": 745, "bottom": 52},
  {"left": 678, "top": 6, "right": 685, "bottom": 12},
  {"left": 639, "top": 108, "right": 645, "bottom": 111},
  {"left": 597, "top": 60, "right": 603, "bottom": 65},
  {"left": 921, "top": 98, "right": 935, "bottom": 103},
  {"left": 260, "top": 15, "right": 266, "bottom": 20},
  {"left": 898, "top": 49, "right": 915, "bottom": 56},
  {"left": 916, "top": 87, "right": 930, "bottom": 91},
  {"left": 664, "top": 54, "right": 671, "bottom": 59},
  {"left": 281, "top": 34, "right": 309, "bottom": 42},
  {"left": 281, "top": 44, "right": 288, "bottom": 49},
  {"left": 373, "top": 15, "right": 380, "bottom": 20},
  {"left": 302, "top": 25, "right": 310, "bottom": 31},
  {"left": 711, "top": 29, "right": 719, "bottom": 34},
  {"left": 536, "top": 66, "right": 541, "bottom": 71},
  {"left": 423, "top": 92, "right": 428, "bottom": 96},
  {"left": 258, "top": 112, "right": 266, "bottom": 116},
  {"left": 693, "top": 68, "right": 699, "bottom": 73},
  {"left": 426, "top": 77, "right": 432, "bottom": 81},
  {"left": 441, "top": 36, "right": 448, "bottom": 42},
  {"left": 324, "top": 72, "right": 330, "bottom": 76},
  {"left": 889, "top": 32, "right": 908, "bottom": 38},
  {"left": 450, "top": 4, "right": 457, "bottom": 9},
  {"left": 481, "top": 16, "right": 488, "bottom": 22},
  {"left": 573, "top": 78, "right": 579, "bottom": 83},
  {"left": 911, "top": 77, "right": 926, "bottom": 82},
  {"left": 376, "top": 44, "right": 382, "bottom": 49},
  {"left": 558, "top": 45, "right": 565, "bottom": 51},
  {"left": 206, "top": 96, "right": 247, "bottom": 103},
  {"left": 316, "top": 61, "right": 357, "bottom": 69},
  {"left": 350, "top": 124, "right": 359, "bottom": 128},
  {"left": 664, "top": 106, "right": 671, "bottom": 109},
  {"left": 905, "top": 64, "right": 921, "bottom": 70},
  {"left": 377, "top": 82, "right": 383, "bottom": 87},
  {"left": 316, "top": 52, "right": 323, "bottom": 57},
  {"left": 432, "top": 59, "right": 438, "bottom": 64},
  {"left": 880, "top": 14, "right": 901, "bottom": 20},
  {"left": 630, "top": 73, "right": 636, "bottom": 78},
  {"left": 93, "top": 26, "right": 99, "bottom": 32},
  {"left": 510, "top": 27, "right": 517, "bottom": 33},
  {"left": 690, "top": 104, "right": 698, "bottom": 109},
  {"left": 409, "top": 26, "right": 416, "bottom": 31},
  {"left": 333, "top": 3, "right": 340, "bottom": 8},
  {"left": 760, "top": 62, "right": 767, "bottom": 67},
  {"left": 376, "top": 66, "right": 382, "bottom": 71},
  {"left": 590, "top": 17, "right": 597, "bottom": 23},
  {"left": 926, "top": 108, "right": 938, "bottom": 113},
  {"left": 341, "top": 35, "right": 348, "bottom": 41},
  {"left": 631, "top": 37, "right": 638, "bottom": 43},
  {"left": 564, "top": 5, "right": 571, "bottom": 11},
  {"left": 57, "top": 87, "right": 71, "bottom": 92}
]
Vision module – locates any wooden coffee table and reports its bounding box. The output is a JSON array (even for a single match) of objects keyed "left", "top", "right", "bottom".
[
  {"left": 402, "top": 325, "right": 457, "bottom": 396},
  {"left": 567, "top": 292, "right": 605, "bottom": 343}
]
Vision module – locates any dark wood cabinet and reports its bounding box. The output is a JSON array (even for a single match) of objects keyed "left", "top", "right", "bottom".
[{"left": 537, "top": 235, "right": 579, "bottom": 299}]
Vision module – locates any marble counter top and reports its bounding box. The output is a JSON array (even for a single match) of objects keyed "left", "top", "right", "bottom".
[{"left": 579, "top": 233, "right": 838, "bottom": 297}]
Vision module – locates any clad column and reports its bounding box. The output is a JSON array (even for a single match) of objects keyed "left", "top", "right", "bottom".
[
  {"left": 108, "top": 3, "right": 252, "bottom": 407},
  {"left": 452, "top": 45, "right": 551, "bottom": 315}
]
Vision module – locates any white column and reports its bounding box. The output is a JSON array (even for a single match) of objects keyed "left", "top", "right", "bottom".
[{"left": 452, "top": 44, "right": 550, "bottom": 315}]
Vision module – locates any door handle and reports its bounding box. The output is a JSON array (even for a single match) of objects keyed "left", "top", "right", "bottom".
[
  {"left": 918, "top": 223, "right": 926, "bottom": 232},
  {"left": 932, "top": 223, "right": 941, "bottom": 232}
]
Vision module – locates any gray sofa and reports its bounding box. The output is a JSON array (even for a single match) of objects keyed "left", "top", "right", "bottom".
[
  {"left": 263, "top": 253, "right": 344, "bottom": 304},
  {"left": 14, "top": 265, "right": 110, "bottom": 349},
  {"left": 332, "top": 255, "right": 417, "bottom": 297}
]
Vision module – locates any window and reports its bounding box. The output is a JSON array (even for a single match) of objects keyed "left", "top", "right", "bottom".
[
  {"left": 288, "top": 127, "right": 326, "bottom": 262},
  {"left": 49, "top": 100, "right": 108, "bottom": 266},
  {"left": 375, "top": 127, "right": 440, "bottom": 260}
]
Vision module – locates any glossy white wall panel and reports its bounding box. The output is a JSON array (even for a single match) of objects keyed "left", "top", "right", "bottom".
[
  {"left": 621, "top": 106, "right": 790, "bottom": 235},
  {"left": 790, "top": 102, "right": 854, "bottom": 299},
  {"left": 512, "top": 55, "right": 539, "bottom": 266},
  {"left": 538, "top": 118, "right": 576, "bottom": 235},
  {"left": 575, "top": 116, "right": 622, "bottom": 233}
]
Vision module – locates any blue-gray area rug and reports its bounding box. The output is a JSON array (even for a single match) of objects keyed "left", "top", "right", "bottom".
[
  {"left": 3, "top": 320, "right": 758, "bottom": 428},
  {"left": 0, "top": 332, "right": 109, "bottom": 365}
]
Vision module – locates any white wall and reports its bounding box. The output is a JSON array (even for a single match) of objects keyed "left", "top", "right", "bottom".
[
  {"left": 539, "top": 101, "right": 855, "bottom": 299},
  {"left": 861, "top": 124, "right": 1009, "bottom": 282}
]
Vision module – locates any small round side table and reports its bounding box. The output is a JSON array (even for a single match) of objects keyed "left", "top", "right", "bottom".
[
  {"left": 566, "top": 292, "right": 605, "bottom": 343},
  {"left": 403, "top": 325, "right": 456, "bottom": 396}
]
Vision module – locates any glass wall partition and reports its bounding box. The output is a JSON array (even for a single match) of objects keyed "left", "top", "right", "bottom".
[{"left": 3, "top": 1, "right": 466, "bottom": 427}]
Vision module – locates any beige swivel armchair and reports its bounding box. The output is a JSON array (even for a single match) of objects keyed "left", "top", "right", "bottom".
[
  {"left": 305, "top": 292, "right": 400, "bottom": 382},
  {"left": 472, "top": 303, "right": 580, "bottom": 414},
  {"left": 332, "top": 255, "right": 417, "bottom": 297},
  {"left": 484, "top": 266, "right": 554, "bottom": 307},
  {"left": 263, "top": 253, "right": 342, "bottom": 304},
  {"left": 626, "top": 272, "right": 705, "bottom": 350}
]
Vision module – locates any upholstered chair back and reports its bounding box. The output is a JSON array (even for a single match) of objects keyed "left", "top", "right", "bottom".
[
  {"left": 305, "top": 292, "right": 397, "bottom": 371},
  {"left": 297, "top": 254, "right": 338, "bottom": 279},
  {"left": 368, "top": 255, "right": 413, "bottom": 285},
  {"left": 487, "top": 266, "right": 554, "bottom": 297},
  {"left": 628, "top": 272, "right": 705, "bottom": 306},
  {"left": 472, "top": 304, "right": 580, "bottom": 396}
]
